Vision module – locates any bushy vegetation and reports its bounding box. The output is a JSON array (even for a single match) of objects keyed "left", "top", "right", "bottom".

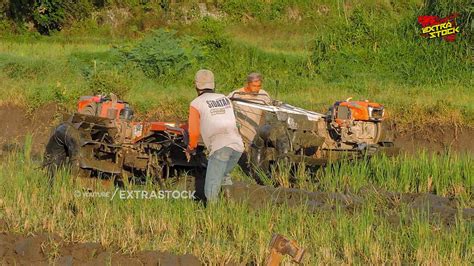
[
  {"left": 1, "top": 0, "right": 96, "bottom": 34},
  {"left": 119, "top": 29, "right": 205, "bottom": 79}
]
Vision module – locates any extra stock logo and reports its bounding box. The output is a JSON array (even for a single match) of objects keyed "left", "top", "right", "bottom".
[{"left": 418, "top": 13, "right": 460, "bottom": 42}]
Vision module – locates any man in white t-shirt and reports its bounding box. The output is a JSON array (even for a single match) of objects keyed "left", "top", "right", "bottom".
[{"left": 186, "top": 69, "right": 244, "bottom": 202}]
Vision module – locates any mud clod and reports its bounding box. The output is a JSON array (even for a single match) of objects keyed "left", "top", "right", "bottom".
[
  {"left": 14, "top": 236, "right": 46, "bottom": 260},
  {"left": 70, "top": 242, "right": 103, "bottom": 261},
  {"left": 0, "top": 233, "right": 201, "bottom": 265},
  {"left": 227, "top": 181, "right": 363, "bottom": 211}
]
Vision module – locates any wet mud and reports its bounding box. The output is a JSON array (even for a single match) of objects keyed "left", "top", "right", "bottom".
[
  {"left": 0, "top": 229, "right": 200, "bottom": 265},
  {"left": 226, "top": 182, "right": 473, "bottom": 225},
  {"left": 394, "top": 125, "right": 474, "bottom": 154}
]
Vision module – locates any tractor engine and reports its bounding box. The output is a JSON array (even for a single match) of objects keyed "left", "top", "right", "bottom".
[
  {"left": 326, "top": 100, "right": 385, "bottom": 145},
  {"left": 77, "top": 94, "right": 134, "bottom": 121}
]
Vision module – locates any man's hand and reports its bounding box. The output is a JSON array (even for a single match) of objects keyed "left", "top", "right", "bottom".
[
  {"left": 185, "top": 147, "right": 196, "bottom": 162},
  {"left": 272, "top": 99, "right": 282, "bottom": 106}
]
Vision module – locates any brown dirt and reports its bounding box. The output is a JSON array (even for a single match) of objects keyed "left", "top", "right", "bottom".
[
  {"left": 0, "top": 103, "right": 65, "bottom": 158},
  {"left": 226, "top": 182, "right": 473, "bottom": 226},
  {"left": 0, "top": 229, "right": 201, "bottom": 265},
  {"left": 394, "top": 125, "right": 474, "bottom": 154}
]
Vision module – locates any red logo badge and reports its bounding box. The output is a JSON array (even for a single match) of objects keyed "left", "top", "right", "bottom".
[{"left": 418, "top": 13, "right": 460, "bottom": 42}]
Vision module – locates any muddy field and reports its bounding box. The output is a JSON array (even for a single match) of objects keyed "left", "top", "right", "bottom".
[
  {"left": 1, "top": 181, "right": 472, "bottom": 265},
  {"left": 394, "top": 126, "right": 474, "bottom": 154},
  {"left": 0, "top": 103, "right": 472, "bottom": 264},
  {"left": 0, "top": 104, "right": 62, "bottom": 157},
  {"left": 225, "top": 181, "right": 474, "bottom": 225},
  {"left": 0, "top": 227, "right": 200, "bottom": 265}
]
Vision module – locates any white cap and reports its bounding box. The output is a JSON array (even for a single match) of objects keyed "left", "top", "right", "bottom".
[{"left": 195, "top": 69, "right": 215, "bottom": 90}]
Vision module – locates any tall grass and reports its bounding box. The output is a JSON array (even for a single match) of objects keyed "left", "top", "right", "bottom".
[
  {"left": 311, "top": 152, "right": 473, "bottom": 201},
  {"left": 0, "top": 142, "right": 472, "bottom": 264},
  {"left": 242, "top": 151, "right": 473, "bottom": 204}
]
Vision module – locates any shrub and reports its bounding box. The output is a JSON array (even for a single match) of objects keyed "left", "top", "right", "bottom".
[
  {"left": 32, "top": 0, "right": 66, "bottom": 35},
  {"left": 69, "top": 50, "right": 125, "bottom": 79},
  {"left": 219, "top": 0, "right": 283, "bottom": 21},
  {"left": 120, "top": 29, "right": 204, "bottom": 79}
]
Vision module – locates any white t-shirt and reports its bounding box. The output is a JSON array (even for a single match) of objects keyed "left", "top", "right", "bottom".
[{"left": 190, "top": 92, "right": 244, "bottom": 155}]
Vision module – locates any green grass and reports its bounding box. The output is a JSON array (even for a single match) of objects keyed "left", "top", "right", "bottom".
[
  {"left": 0, "top": 143, "right": 472, "bottom": 264},
  {"left": 0, "top": 36, "right": 472, "bottom": 128},
  {"left": 0, "top": 0, "right": 472, "bottom": 126}
]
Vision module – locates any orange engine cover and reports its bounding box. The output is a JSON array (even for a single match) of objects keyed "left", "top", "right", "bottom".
[
  {"left": 97, "top": 101, "right": 126, "bottom": 119},
  {"left": 334, "top": 101, "right": 384, "bottom": 124},
  {"left": 77, "top": 96, "right": 126, "bottom": 120}
]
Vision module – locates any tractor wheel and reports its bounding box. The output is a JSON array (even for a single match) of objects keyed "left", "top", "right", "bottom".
[{"left": 43, "top": 122, "right": 84, "bottom": 179}]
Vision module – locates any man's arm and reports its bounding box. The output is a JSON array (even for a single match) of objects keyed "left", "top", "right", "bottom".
[
  {"left": 228, "top": 88, "right": 247, "bottom": 99},
  {"left": 227, "top": 89, "right": 237, "bottom": 99},
  {"left": 187, "top": 105, "right": 200, "bottom": 151}
]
